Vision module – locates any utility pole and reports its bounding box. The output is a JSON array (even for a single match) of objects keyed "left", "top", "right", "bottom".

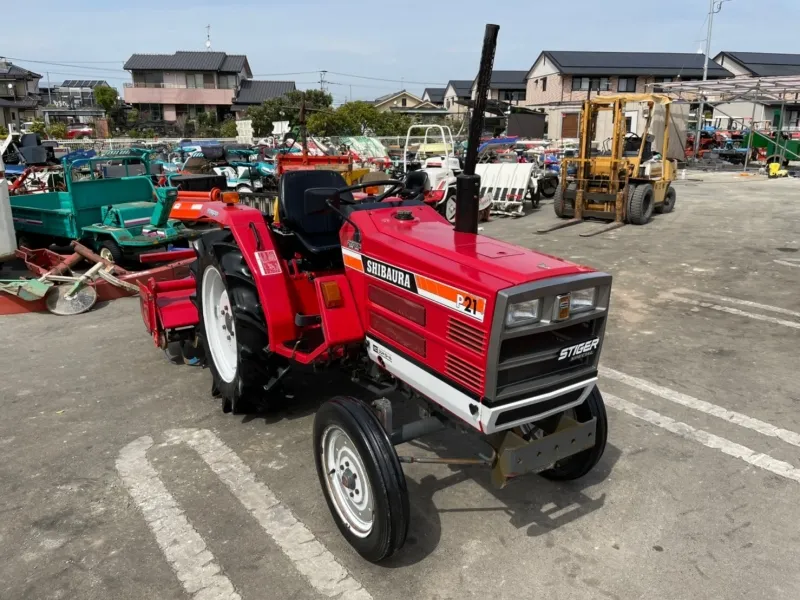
[
  {"left": 693, "top": 0, "right": 731, "bottom": 159},
  {"left": 319, "top": 70, "right": 327, "bottom": 92}
]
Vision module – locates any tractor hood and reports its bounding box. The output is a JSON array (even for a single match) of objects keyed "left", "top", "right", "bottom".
[{"left": 357, "top": 205, "right": 592, "bottom": 292}]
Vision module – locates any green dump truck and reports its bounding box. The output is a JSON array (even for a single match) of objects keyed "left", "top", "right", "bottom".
[{"left": 10, "top": 153, "right": 201, "bottom": 263}]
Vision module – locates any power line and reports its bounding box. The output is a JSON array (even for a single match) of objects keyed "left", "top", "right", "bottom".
[
  {"left": 4, "top": 57, "right": 126, "bottom": 73},
  {"left": 251, "top": 71, "right": 320, "bottom": 77},
  {"left": 326, "top": 71, "right": 446, "bottom": 86}
]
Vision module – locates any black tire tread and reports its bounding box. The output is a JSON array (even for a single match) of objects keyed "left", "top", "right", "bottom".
[
  {"left": 314, "top": 396, "right": 409, "bottom": 562},
  {"left": 655, "top": 186, "right": 676, "bottom": 214},
  {"left": 99, "top": 239, "right": 123, "bottom": 264},
  {"left": 627, "top": 183, "right": 654, "bottom": 225},
  {"left": 540, "top": 386, "right": 608, "bottom": 481}
]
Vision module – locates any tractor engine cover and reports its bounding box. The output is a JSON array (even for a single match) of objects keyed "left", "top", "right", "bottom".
[{"left": 341, "top": 204, "right": 611, "bottom": 435}]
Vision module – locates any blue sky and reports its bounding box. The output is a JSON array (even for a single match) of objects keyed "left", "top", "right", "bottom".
[{"left": 4, "top": 0, "right": 795, "bottom": 103}]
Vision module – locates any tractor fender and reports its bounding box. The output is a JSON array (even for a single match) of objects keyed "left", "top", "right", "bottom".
[{"left": 314, "top": 274, "right": 364, "bottom": 346}]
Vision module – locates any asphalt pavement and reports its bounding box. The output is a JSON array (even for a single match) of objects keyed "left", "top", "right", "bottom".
[{"left": 1, "top": 172, "right": 799, "bottom": 600}]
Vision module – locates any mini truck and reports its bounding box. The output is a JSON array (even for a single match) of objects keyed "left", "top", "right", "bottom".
[
  {"left": 138, "top": 169, "right": 612, "bottom": 562},
  {"left": 10, "top": 153, "right": 201, "bottom": 262}
]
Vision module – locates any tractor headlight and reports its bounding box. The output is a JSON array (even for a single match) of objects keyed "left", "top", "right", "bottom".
[
  {"left": 570, "top": 287, "right": 597, "bottom": 314},
  {"left": 506, "top": 299, "right": 541, "bottom": 328}
]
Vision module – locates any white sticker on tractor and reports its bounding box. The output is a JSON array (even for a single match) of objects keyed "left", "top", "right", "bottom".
[{"left": 255, "top": 250, "right": 282, "bottom": 276}]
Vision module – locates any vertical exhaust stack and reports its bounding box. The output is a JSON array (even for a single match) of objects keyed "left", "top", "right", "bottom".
[{"left": 455, "top": 23, "right": 499, "bottom": 235}]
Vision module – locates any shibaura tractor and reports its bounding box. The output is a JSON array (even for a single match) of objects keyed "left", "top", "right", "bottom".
[{"left": 138, "top": 24, "right": 613, "bottom": 562}]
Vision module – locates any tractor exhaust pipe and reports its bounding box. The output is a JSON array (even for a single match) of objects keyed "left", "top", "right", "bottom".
[{"left": 455, "top": 23, "right": 499, "bottom": 235}]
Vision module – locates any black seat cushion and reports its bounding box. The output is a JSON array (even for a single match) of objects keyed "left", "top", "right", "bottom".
[
  {"left": 404, "top": 170, "right": 430, "bottom": 196},
  {"left": 278, "top": 170, "right": 352, "bottom": 254}
]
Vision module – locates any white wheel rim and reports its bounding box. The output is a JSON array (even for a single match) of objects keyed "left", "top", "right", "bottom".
[
  {"left": 202, "top": 266, "right": 237, "bottom": 383},
  {"left": 100, "top": 248, "right": 114, "bottom": 263},
  {"left": 445, "top": 196, "right": 457, "bottom": 222},
  {"left": 321, "top": 425, "right": 374, "bottom": 538}
]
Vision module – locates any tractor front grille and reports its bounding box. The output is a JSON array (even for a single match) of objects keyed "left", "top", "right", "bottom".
[
  {"left": 447, "top": 317, "right": 487, "bottom": 354},
  {"left": 485, "top": 272, "right": 612, "bottom": 406}
]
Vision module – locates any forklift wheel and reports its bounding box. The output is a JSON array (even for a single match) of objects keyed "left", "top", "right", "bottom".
[
  {"left": 539, "top": 176, "right": 558, "bottom": 199},
  {"left": 99, "top": 239, "right": 123, "bottom": 264},
  {"left": 193, "top": 230, "right": 280, "bottom": 414},
  {"left": 540, "top": 386, "right": 608, "bottom": 481},
  {"left": 314, "top": 396, "right": 409, "bottom": 563},
  {"left": 627, "top": 184, "right": 654, "bottom": 225},
  {"left": 553, "top": 183, "right": 575, "bottom": 218},
  {"left": 655, "top": 186, "right": 676, "bottom": 214}
]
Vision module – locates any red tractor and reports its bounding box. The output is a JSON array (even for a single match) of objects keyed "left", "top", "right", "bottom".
[
  {"left": 139, "top": 167, "right": 612, "bottom": 561},
  {"left": 138, "top": 25, "right": 612, "bottom": 563}
]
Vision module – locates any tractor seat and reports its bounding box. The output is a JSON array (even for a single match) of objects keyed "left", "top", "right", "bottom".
[
  {"left": 404, "top": 170, "right": 431, "bottom": 196},
  {"left": 278, "top": 170, "right": 353, "bottom": 255}
]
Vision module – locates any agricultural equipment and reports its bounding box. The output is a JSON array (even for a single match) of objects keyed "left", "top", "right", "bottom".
[
  {"left": 0, "top": 155, "right": 14, "bottom": 261},
  {"left": 540, "top": 94, "right": 677, "bottom": 236},
  {"left": 10, "top": 153, "right": 201, "bottom": 262},
  {"left": 138, "top": 24, "right": 612, "bottom": 564}
]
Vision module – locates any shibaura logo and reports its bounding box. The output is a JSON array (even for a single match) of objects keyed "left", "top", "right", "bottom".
[
  {"left": 363, "top": 257, "right": 417, "bottom": 293},
  {"left": 558, "top": 337, "right": 600, "bottom": 361}
]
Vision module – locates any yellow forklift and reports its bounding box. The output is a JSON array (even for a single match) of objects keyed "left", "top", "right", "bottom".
[{"left": 539, "top": 94, "right": 677, "bottom": 236}]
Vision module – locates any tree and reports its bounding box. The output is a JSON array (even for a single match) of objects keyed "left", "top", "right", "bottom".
[
  {"left": 29, "top": 119, "right": 46, "bottom": 135},
  {"left": 126, "top": 108, "right": 139, "bottom": 127},
  {"left": 220, "top": 118, "right": 238, "bottom": 138},
  {"left": 246, "top": 90, "right": 333, "bottom": 136},
  {"left": 47, "top": 122, "right": 68, "bottom": 139},
  {"left": 196, "top": 112, "right": 219, "bottom": 137},
  {"left": 307, "top": 101, "right": 412, "bottom": 137},
  {"left": 94, "top": 85, "right": 119, "bottom": 114}
]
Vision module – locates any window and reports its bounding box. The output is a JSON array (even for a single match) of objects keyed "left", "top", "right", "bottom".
[
  {"left": 618, "top": 77, "right": 637, "bottom": 92},
  {"left": 401, "top": 97, "right": 407, "bottom": 107},
  {"left": 653, "top": 77, "right": 673, "bottom": 93},
  {"left": 218, "top": 74, "right": 237, "bottom": 89},
  {"left": 572, "top": 77, "right": 610, "bottom": 91},
  {"left": 501, "top": 89, "right": 526, "bottom": 102},
  {"left": 542, "top": 77, "right": 547, "bottom": 92},
  {"left": 203, "top": 73, "right": 215, "bottom": 89},
  {"left": 625, "top": 116, "right": 633, "bottom": 132},
  {"left": 138, "top": 103, "right": 164, "bottom": 121},
  {"left": 186, "top": 73, "right": 204, "bottom": 89}
]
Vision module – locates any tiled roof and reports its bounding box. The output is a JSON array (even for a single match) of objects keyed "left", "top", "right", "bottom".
[
  {"left": 124, "top": 51, "right": 250, "bottom": 75},
  {"left": 234, "top": 80, "right": 296, "bottom": 104},
  {"left": 540, "top": 51, "right": 731, "bottom": 77},
  {"left": 718, "top": 52, "right": 800, "bottom": 77}
]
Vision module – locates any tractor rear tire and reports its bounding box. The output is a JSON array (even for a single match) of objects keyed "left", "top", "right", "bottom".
[
  {"left": 627, "top": 183, "right": 654, "bottom": 225},
  {"left": 314, "top": 396, "right": 409, "bottom": 563},
  {"left": 655, "top": 186, "right": 676, "bottom": 214},
  {"left": 99, "top": 239, "right": 123, "bottom": 264},
  {"left": 193, "top": 229, "right": 278, "bottom": 414},
  {"left": 553, "top": 183, "right": 575, "bottom": 218},
  {"left": 540, "top": 386, "right": 608, "bottom": 481}
]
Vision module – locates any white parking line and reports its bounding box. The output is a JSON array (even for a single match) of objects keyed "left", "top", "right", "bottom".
[
  {"left": 117, "top": 429, "right": 372, "bottom": 600},
  {"left": 604, "top": 393, "right": 800, "bottom": 484},
  {"left": 601, "top": 367, "right": 800, "bottom": 449},
  {"left": 664, "top": 293, "right": 800, "bottom": 330},
  {"left": 775, "top": 259, "right": 800, "bottom": 269},
  {"left": 167, "top": 429, "right": 371, "bottom": 600},
  {"left": 671, "top": 288, "right": 800, "bottom": 319},
  {"left": 116, "top": 436, "right": 241, "bottom": 600}
]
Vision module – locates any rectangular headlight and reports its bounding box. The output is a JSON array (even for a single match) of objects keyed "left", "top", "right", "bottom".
[
  {"left": 506, "top": 299, "right": 541, "bottom": 328},
  {"left": 570, "top": 287, "right": 596, "bottom": 314}
]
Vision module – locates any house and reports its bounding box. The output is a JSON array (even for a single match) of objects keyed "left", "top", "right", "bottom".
[
  {"left": 421, "top": 88, "right": 446, "bottom": 106},
  {"left": 123, "top": 51, "right": 253, "bottom": 122},
  {"left": 372, "top": 90, "right": 427, "bottom": 112},
  {"left": 714, "top": 52, "right": 800, "bottom": 77},
  {"left": 231, "top": 80, "right": 297, "bottom": 116},
  {"left": 470, "top": 70, "right": 528, "bottom": 105},
  {"left": 0, "top": 58, "right": 41, "bottom": 132},
  {"left": 711, "top": 53, "right": 800, "bottom": 130},
  {"left": 525, "top": 51, "right": 731, "bottom": 138},
  {"left": 39, "top": 80, "right": 113, "bottom": 126},
  {"left": 442, "top": 80, "right": 472, "bottom": 114}
]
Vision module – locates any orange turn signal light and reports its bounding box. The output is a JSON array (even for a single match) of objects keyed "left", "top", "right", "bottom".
[
  {"left": 365, "top": 185, "right": 379, "bottom": 195},
  {"left": 222, "top": 191, "right": 240, "bottom": 205},
  {"left": 321, "top": 281, "right": 343, "bottom": 308}
]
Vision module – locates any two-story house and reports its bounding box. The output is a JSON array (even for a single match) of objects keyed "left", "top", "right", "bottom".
[
  {"left": 0, "top": 59, "right": 41, "bottom": 132},
  {"left": 525, "top": 51, "right": 731, "bottom": 138},
  {"left": 711, "top": 52, "right": 800, "bottom": 130},
  {"left": 442, "top": 80, "right": 473, "bottom": 115},
  {"left": 421, "top": 88, "right": 446, "bottom": 107},
  {"left": 123, "top": 51, "right": 253, "bottom": 122},
  {"left": 470, "top": 70, "right": 527, "bottom": 106},
  {"left": 38, "top": 80, "right": 112, "bottom": 126}
]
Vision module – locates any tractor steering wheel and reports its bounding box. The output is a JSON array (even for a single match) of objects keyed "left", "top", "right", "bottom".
[{"left": 333, "top": 179, "right": 406, "bottom": 204}]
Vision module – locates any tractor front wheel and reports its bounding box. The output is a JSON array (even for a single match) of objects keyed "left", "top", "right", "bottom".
[
  {"left": 314, "top": 396, "right": 409, "bottom": 563},
  {"left": 193, "top": 230, "right": 280, "bottom": 414},
  {"left": 99, "top": 239, "right": 123, "bottom": 264},
  {"left": 540, "top": 386, "right": 608, "bottom": 481},
  {"left": 443, "top": 188, "right": 457, "bottom": 223}
]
